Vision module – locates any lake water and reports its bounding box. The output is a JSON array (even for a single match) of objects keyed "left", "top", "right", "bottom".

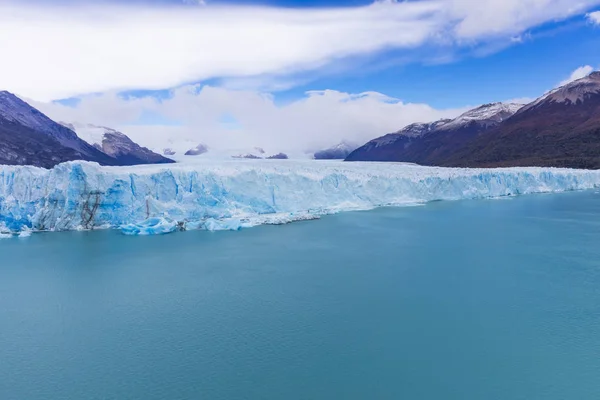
[{"left": 1, "top": 191, "right": 600, "bottom": 399}]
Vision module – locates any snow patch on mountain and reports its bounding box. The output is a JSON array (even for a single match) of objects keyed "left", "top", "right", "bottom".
[
  {"left": 438, "top": 103, "right": 523, "bottom": 131},
  {"left": 374, "top": 120, "right": 452, "bottom": 146},
  {"left": 64, "top": 122, "right": 107, "bottom": 147},
  {"left": 64, "top": 122, "right": 174, "bottom": 165}
]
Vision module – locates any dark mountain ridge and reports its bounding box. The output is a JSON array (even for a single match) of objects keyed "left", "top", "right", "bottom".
[
  {"left": 0, "top": 91, "right": 176, "bottom": 168},
  {"left": 346, "top": 103, "right": 522, "bottom": 164},
  {"left": 443, "top": 72, "right": 600, "bottom": 168},
  {"left": 0, "top": 91, "right": 118, "bottom": 167},
  {"left": 347, "top": 72, "right": 600, "bottom": 169}
]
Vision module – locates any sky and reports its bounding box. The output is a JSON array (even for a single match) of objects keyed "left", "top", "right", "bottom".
[{"left": 1, "top": 0, "right": 600, "bottom": 153}]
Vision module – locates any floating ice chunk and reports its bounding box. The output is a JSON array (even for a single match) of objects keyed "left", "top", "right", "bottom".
[
  {"left": 245, "top": 212, "right": 320, "bottom": 227},
  {"left": 121, "top": 217, "right": 179, "bottom": 236},
  {"left": 18, "top": 229, "right": 32, "bottom": 238},
  {"left": 201, "top": 218, "right": 243, "bottom": 231},
  {"left": 0, "top": 222, "right": 11, "bottom": 238}
]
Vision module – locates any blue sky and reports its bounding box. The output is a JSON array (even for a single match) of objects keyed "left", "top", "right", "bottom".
[
  {"left": 278, "top": 17, "right": 600, "bottom": 107},
  {"left": 4, "top": 0, "right": 600, "bottom": 151}
]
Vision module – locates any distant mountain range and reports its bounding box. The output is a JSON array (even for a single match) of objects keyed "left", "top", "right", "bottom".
[
  {"left": 232, "top": 151, "right": 289, "bottom": 160},
  {"left": 3, "top": 72, "right": 600, "bottom": 169},
  {"left": 347, "top": 72, "right": 600, "bottom": 169},
  {"left": 0, "top": 91, "right": 172, "bottom": 168}
]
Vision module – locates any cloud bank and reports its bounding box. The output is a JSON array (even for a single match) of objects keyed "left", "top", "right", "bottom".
[
  {"left": 32, "top": 87, "right": 468, "bottom": 154},
  {"left": 2, "top": 0, "right": 600, "bottom": 100}
]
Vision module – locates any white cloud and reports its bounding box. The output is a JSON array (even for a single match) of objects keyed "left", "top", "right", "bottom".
[
  {"left": 448, "top": 0, "right": 600, "bottom": 39},
  {"left": 32, "top": 87, "right": 468, "bottom": 153},
  {"left": 0, "top": 1, "right": 441, "bottom": 101},
  {"left": 587, "top": 10, "right": 600, "bottom": 24},
  {"left": 559, "top": 65, "right": 594, "bottom": 86},
  {"left": 1, "top": 0, "right": 600, "bottom": 101}
]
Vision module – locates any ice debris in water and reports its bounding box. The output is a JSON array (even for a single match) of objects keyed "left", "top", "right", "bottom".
[
  {"left": 0, "top": 222, "right": 12, "bottom": 238},
  {"left": 18, "top": 228, "right": 32, "bottom": 238},
  {"left": 1, "top": 159, "right": 600, "bottom": 237},
  {"left": 121, "top": 217, "right": 179, "bottom": 236}
]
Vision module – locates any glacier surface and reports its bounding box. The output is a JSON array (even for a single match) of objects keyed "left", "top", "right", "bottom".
[{"left": 1, "top": 160, "right": 599, "bottom": 236}]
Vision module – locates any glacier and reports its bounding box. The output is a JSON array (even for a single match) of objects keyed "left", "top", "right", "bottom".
[{"left": 1, "top": 159, "right": 600, "bottom": 236}]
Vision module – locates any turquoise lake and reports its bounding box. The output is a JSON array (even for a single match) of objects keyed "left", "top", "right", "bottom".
[{"left": 1, "top": 191, "right": 600, "bottom": 399}]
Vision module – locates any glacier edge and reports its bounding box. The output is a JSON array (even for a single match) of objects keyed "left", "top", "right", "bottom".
[{"left": 1, "top": 160, "right": 599, "bottom": 236}]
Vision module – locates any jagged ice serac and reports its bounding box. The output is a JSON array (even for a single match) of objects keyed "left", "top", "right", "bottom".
[{"left": 1, "top": 160, "right": 600, "bottom": 236}]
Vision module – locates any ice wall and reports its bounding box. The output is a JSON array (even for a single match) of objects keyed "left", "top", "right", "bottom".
[{"left": 1, "top": 160, "right": 599, "bottom": 235}]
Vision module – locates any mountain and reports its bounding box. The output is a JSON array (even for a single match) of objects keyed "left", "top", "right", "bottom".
[
  {"left": 314, "top": 141, "right": 359, "bottom": 160},
  {"left": 0, "top": 118, "right": 84, "bottom": 168},
  {"left": 184, "top": 143, "right": 209, "bottom": 156},
  {"left": 346, "top": 103, "right": 522, "bottom": 163},
  {"left": 267, "top": 153, "right": 289, "bottom": 159},
  {"left": 442, "top": 72, "right": 600, "bottom": 168},
  {"left": 232, "top": 154, "right": 262, "bottom": 159},
  {"left": 0, "top": 91, "right": 118, "bottom": 168},
  {"left": 66, "top": 123, "right": 174, "bottom": 165},
  {"left": 344, "top": 120, "right": 451, "bottom": 162}
]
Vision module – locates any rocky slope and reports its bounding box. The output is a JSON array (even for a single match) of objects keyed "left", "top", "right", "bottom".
[
  {"left": 347, "top": 72, "right": 600, "bottom": 168},
  {"left": 0, "top": 91, "right": 118, "bottom": 168},
  {"left": 65, "top": 123, "right": 174, "bottom": 165},
  {"left": 266, "top": 153, "right": 289, "bottom": 160},
  {"left": 0, "top": 118, "right": 84, "bottom": 168},
  {"left": 184, "top": 143, "right": 209, "bottom": 156},
  {"left": 345, "top": 120, "right": 451, "bottom": 162},
  {"left": 346, "top": 103, "right": 522, "bottom": 164},
  {"left": 443, "top": 72, "right": 600, "bottom": 168},
  {"left": 314, "top": 141, "right": 359, "bottom": 160}
]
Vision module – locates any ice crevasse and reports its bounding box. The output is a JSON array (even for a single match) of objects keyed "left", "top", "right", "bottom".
[{"left": 1, "top": 160, "right": 599, "bottom": 236}]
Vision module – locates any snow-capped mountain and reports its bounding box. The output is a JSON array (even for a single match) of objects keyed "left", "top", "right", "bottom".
[
  {"left": 65, "top": 123, "right": 174, "bottom": 165},
  {"left": 395, "top": 120, "right": 453, "bottom": 137},
  {"left": 349, "top": 120, "right": 451, "bottom": 158},
  {"left": 348, "top": 72, "right": 600, "bottom": 168},
  {"left": 443, "top": 71, "right": 600, "bottom": 168},
  {"left": 0, "top": 91, "right": 118, "bottom": 168},
  {"left": 313, "top": 141, "right": 360, "bottom": 159},
  {"left": 518, "top": 71, "right": 600, "bottom": 112},
  {"left": 346, "top": 103, "right": 522, "bottom": 163}
]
